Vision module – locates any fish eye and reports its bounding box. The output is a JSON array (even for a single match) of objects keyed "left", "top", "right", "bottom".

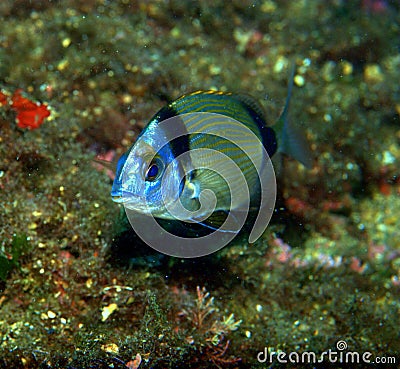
[{"left": 145, "top": 157, "right": 163, "bottom": 181}]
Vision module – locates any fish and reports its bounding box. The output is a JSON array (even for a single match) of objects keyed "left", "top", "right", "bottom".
[{"left": 111, "top": 72, "right": 312, "bottom": 240}]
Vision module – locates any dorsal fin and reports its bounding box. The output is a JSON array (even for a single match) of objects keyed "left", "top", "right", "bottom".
[{"left": 232, "top": 93, "right": 267, "bottom": 122}]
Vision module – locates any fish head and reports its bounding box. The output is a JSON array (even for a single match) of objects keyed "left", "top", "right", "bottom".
[{"left": 111, "top": 128, "right": 185, "bottom": 217}]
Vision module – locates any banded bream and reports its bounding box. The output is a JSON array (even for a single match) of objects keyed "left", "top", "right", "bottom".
[{"left": 111, "top": 73, "right": 312, "bottom": 238}]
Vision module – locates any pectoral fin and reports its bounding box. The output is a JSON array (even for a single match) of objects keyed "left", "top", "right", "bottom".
[
  {"left": 192, "top": 210, "right": 242, "bottom": 235},
  {"left": 188, "top": 169, "right": 229, "bottom": 209}
]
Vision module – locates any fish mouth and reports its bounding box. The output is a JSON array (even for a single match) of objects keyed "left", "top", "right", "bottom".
[
  {"left": 111, "top": 190, "right": 139, "bottom": 204},
  {"left": 111, "top": 195, "right": 125, "bottom": 203},
  {"left": 111, "top": 192, "right": 147, "bottom": 209}
]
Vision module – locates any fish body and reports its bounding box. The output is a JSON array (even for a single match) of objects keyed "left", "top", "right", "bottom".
[{"left": 111, "top": 81, "right": 312, "bottom": 235}]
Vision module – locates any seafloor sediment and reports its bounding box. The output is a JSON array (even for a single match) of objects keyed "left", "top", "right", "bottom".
[{"left": 0, "top": 1, "right": 399, "bottom": 368}]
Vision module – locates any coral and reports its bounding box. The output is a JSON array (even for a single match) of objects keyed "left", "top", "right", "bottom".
[
  {"left": 178, "top": 286, "right": 242, "bottom": 367},
  {"left": 0, "top": 88, "right": 51, "bottom": 129}
]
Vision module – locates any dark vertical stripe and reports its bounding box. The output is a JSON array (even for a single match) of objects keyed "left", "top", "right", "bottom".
[
  {"left": 149, "top": 105, "right": 191, "bottom": 159},
  {"left": 237, "top": 100, "right": 278, "bottom": 158}
]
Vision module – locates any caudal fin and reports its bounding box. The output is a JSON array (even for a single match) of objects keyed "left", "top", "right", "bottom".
[{"left": 275, "top": 65, "right": 313, "bottom": 169}]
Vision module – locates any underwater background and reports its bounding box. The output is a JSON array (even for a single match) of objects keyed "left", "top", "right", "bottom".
[{"left": 0, "top": 0, "right": 399, "bottom": 368}]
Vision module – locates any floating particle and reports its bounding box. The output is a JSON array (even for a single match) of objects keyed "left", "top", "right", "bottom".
[
  {"left": 101, "top": 303, "right": 118, "bottom": 321},
  {"left": 101, "top": 343, "right": 119, "bottom": 354},
  {"left": 62, "top": 38, "right": 71, "bottom": 48},
  {"left": 364, "top": 64, "right": 384, "bottom": 84},
  {"left": 294, "top": 74, "right": 305, "bottom": 87}
]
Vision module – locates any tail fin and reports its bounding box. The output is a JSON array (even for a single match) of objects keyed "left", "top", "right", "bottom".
[{"left": 275, "top": 65, "right": 313, "bottom": 169}]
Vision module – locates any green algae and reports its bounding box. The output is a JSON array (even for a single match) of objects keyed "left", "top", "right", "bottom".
[{"left": 0, "top": 234, "right": 29, "bottom": 281}]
